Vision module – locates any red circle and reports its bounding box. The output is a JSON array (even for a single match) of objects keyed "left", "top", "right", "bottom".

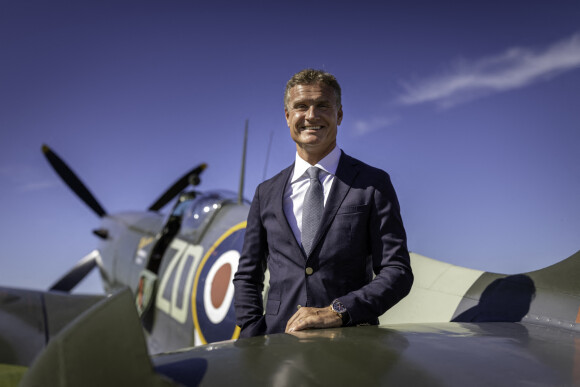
[{"left": 210, "top": 263, "right": 232, "bottom": 308}]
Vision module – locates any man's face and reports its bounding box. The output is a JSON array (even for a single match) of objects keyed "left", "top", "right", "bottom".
[{"left": 285, "top": 83, "right": 343, "bottom": 160}]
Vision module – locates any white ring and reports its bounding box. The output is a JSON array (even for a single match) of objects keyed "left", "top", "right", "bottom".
[{"left": 203, "top": 250, "right": 240, "bottom": 324}]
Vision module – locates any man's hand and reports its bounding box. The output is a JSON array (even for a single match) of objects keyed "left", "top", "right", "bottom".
[{"left": 285, "top": 306, "right": 342, "bottom": 333}]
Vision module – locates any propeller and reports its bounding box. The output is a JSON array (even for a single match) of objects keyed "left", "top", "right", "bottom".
[
  {"left": 148, "top": 163, "right": 207, "bottom": 211},
  {"left": 42, "top": 144, "right": 107, "bottom": 217},
  {"left": 42, "top": 144, "right": 206, "bottom": 292},
  {"left": 49, "top": 251, "right": 99, "bottom": 292}
]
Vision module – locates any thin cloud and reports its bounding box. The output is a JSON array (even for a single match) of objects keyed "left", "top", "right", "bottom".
[
  {"left": 0, "top": 164, "right": 59, "bottom": 192},
  {"left": 397, "top": 32, "right": 580, "bottom": 108},
  {"left": 17, "top": 180, "right": 60, "bottom": 192},
  {"left": 0, "top": 165, "right": 26, "bottom": 176},
  {"left": 352, "top": 116, "right": 399, "bottom": 136}
]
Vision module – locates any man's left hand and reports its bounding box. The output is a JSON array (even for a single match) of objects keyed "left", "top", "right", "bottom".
[{"left": 285, "top": 306, "right": 342, "bottom": 333}]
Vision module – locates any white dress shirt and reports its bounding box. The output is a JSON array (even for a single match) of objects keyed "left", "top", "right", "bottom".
[{"left": 283, "top": 146, "right": 341, "bottom": 247}]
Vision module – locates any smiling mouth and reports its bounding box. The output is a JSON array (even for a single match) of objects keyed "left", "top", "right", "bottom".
[{"left": 302, "top": 126, "right": 323, "bottom": 131}]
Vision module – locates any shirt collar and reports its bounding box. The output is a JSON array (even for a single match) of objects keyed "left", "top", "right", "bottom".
[{"left": 291, "top": 146, "right": 341, "bottom": 183}]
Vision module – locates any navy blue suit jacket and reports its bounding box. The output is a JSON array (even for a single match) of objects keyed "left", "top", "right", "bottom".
[{"left": 233, "top": 151, "right": 413, "bottom": 337}]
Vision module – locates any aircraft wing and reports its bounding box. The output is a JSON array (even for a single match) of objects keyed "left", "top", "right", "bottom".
[
  {"left": 9, "top": 249, "right": 580, "bottom": 385},
  {"left": 0, "top": 286, "right": 104, "bottom": 367},
  {"left": 13, "top": 283, "right": 580, "bottom": 386},
  {"left": 16, "top": 288, "right": 174, "bottom": 387},
  {"left": 151, "top": 322, "right": 580, "bottom": 386}
]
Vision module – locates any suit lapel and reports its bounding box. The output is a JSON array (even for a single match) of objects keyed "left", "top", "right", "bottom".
[
  {"left": 308, "top": 152, "right": 359, "bottom": 259},
  {"left": 271, "top": 164, "right": 306, "bottom": 258}
]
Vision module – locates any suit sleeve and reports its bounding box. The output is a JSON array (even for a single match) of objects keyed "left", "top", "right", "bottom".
[
  {"left": 233, "top": 185, "right": 268, "bottom": 337},
  {"left": 338, "top": 174, "right": 413, "bottom": 325}
]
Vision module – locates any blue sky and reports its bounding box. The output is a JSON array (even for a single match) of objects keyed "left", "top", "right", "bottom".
[{"left": 1, "top": 1, "right": 579, "bottom": 293}]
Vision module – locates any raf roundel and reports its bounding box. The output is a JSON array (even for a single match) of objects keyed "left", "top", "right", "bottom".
[{"left": 191, "top": 222, "right": 246, "bottom": 344}]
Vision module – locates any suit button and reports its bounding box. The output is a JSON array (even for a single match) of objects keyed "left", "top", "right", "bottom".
[{"left": 305, "top": 267, "right": 314, "bottom": 275}]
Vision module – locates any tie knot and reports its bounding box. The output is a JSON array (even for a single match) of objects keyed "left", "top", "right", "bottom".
[{"left": 307, "top": 167, "right": 320, "bottom": 180}]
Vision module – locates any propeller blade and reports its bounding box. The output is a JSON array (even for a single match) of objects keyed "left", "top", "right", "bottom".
[
  {"left": 148, "top": 163, "right": 207, "bottom": 211},
  {"left": 42, "top": 144, "right": 107, "bottom": 217},
  {"left": 50, "top": 251, "right": 99, "bottom": 292}
]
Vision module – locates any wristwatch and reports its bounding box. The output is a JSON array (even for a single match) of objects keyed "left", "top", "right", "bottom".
[{"left": 331, "top": 299, "right": 349, "bottom": 326}]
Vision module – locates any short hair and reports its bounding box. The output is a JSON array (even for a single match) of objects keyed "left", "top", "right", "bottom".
[{"left": 284, "top": 69, "right": 342, "bottom": 109}]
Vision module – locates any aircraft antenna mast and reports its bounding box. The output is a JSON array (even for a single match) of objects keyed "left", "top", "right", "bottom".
[
  {"left": 262, "top": 131, "right": 274, "bottom": 181},
  {"left": 238, "top": 119, "right": 248, "bottom": 204}
]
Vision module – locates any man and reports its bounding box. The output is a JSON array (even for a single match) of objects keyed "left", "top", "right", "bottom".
[{"left": 233, "top": 69, "right": 413, "bottom": 337}]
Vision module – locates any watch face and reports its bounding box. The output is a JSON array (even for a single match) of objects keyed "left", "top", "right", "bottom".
[{"left": 332, "top": 300, "right": 347, "bottom": 314}]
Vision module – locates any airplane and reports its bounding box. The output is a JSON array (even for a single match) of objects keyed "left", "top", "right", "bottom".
[
  {"left": 1, "top": 135, "right": 579, "bottom": 385},
  {"left": 1, "top": 127, "right": 255, "bottom": 367}
]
